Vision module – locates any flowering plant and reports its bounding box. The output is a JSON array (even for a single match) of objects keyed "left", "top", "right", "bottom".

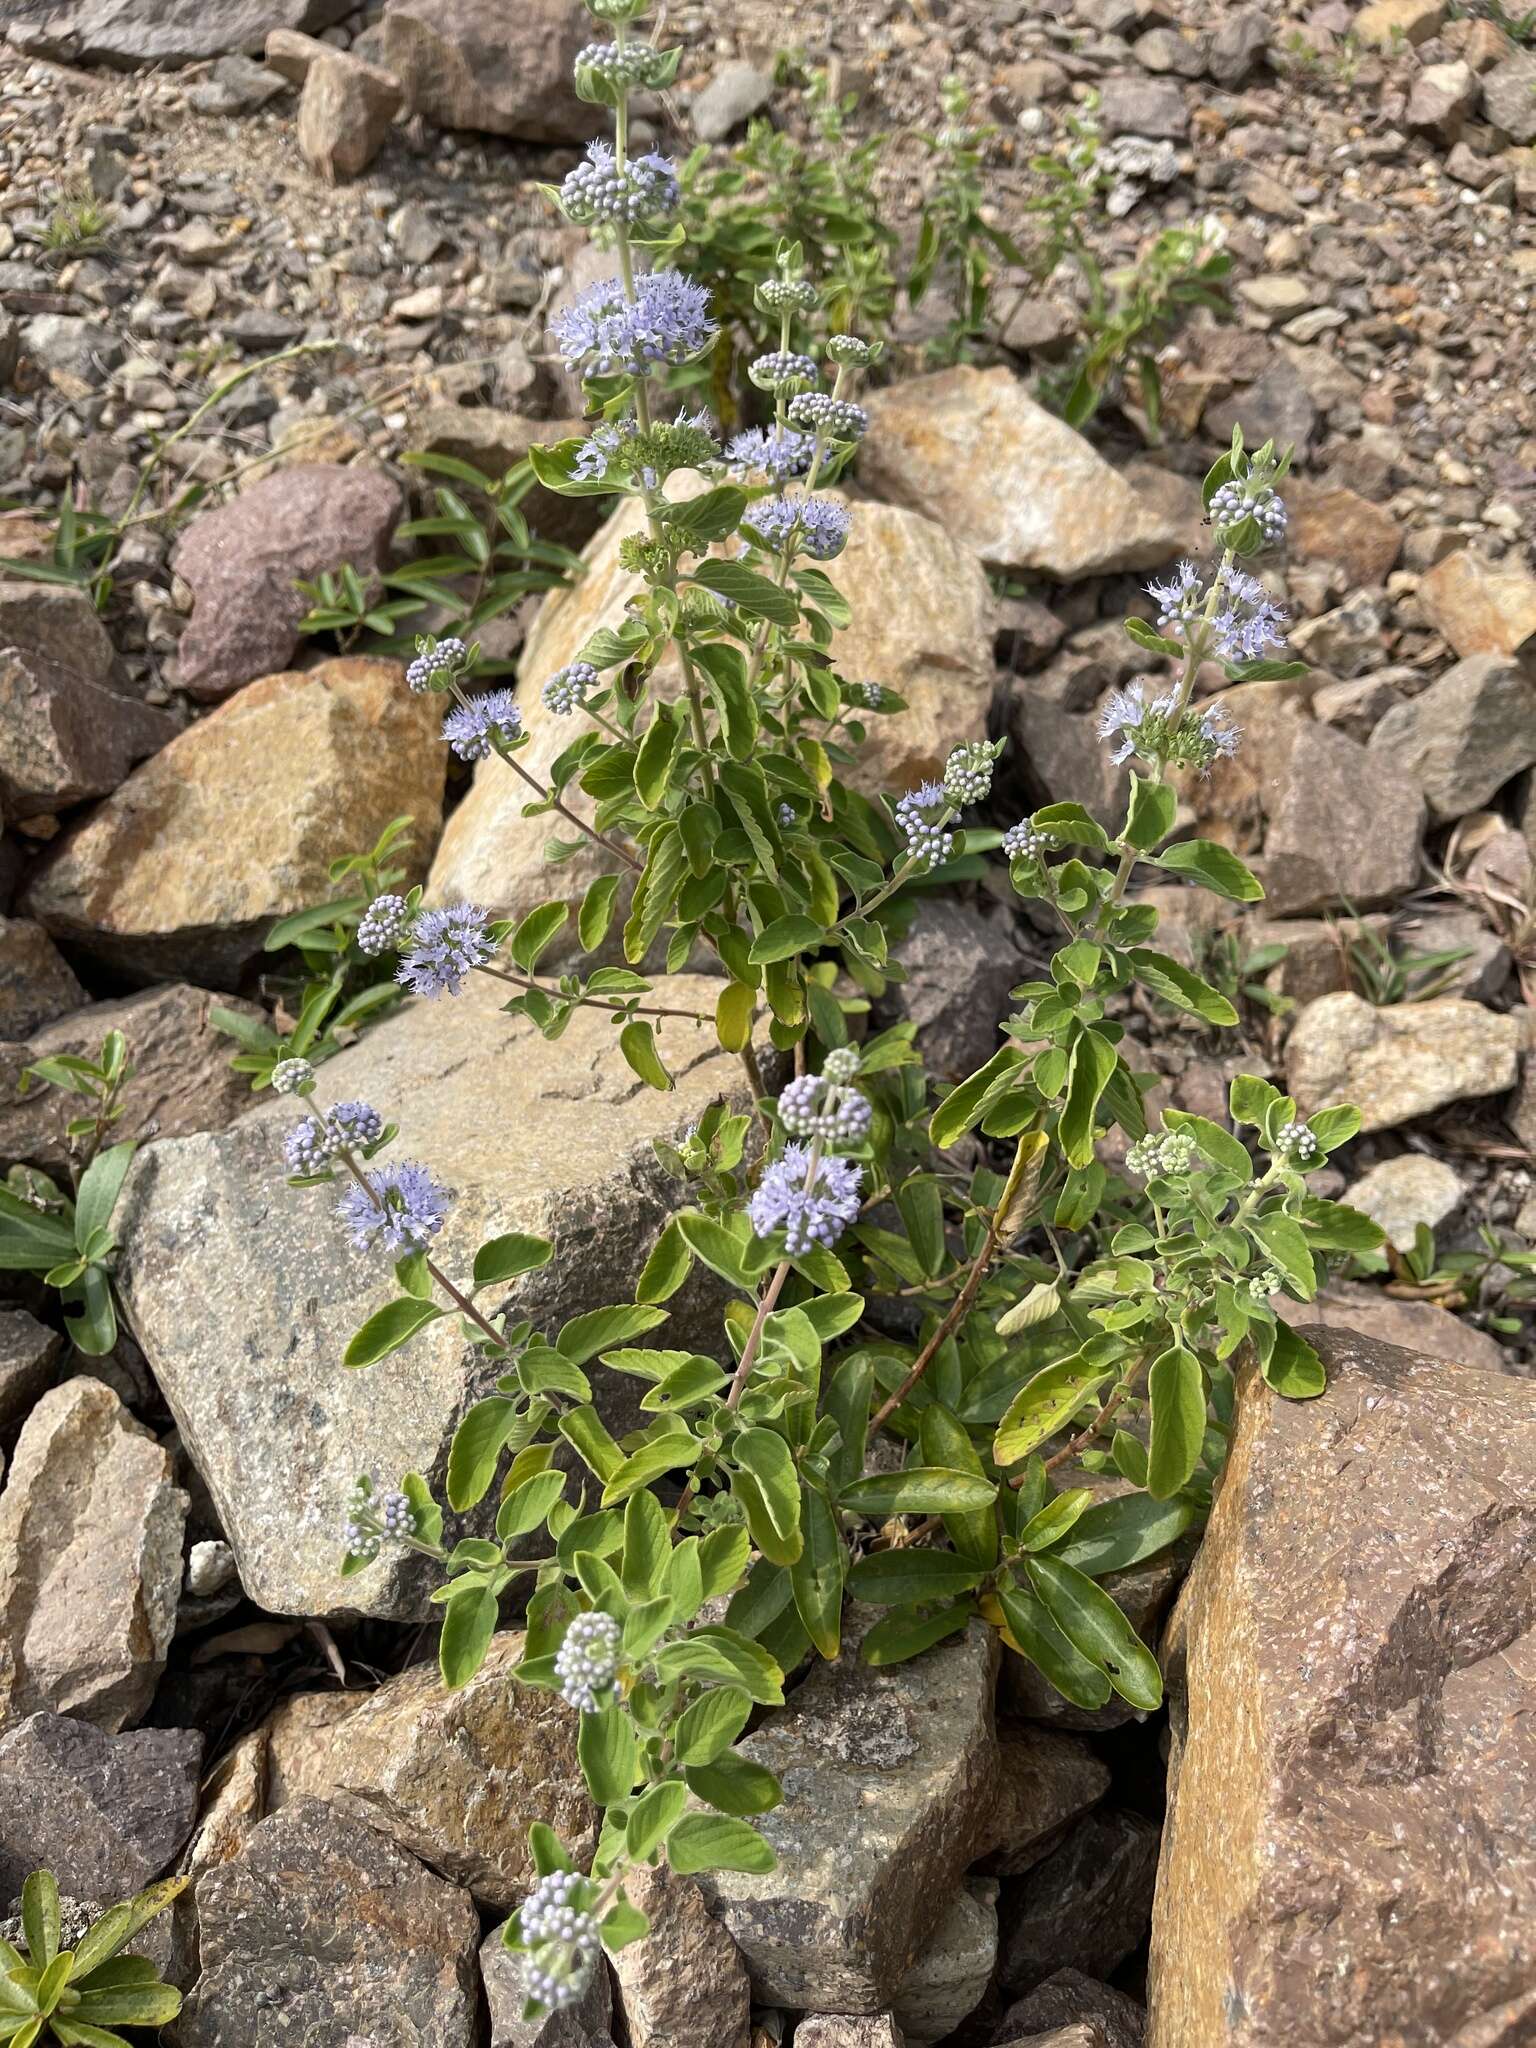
[{"left": 261, "top": 5, "right": 1380, "bottom": 2017}]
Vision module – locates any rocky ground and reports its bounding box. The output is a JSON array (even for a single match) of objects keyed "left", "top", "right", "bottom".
[{"left": 1, "top": 0, "right": 1535, "bottom": 2042}]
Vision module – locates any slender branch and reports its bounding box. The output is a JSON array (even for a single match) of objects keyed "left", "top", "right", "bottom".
[
  {"left": 472, "top": 960, "right": 708, "bottom": 1023},
  {"left": 725, "top": 1259, "right": 792, "bottom": 1409}
]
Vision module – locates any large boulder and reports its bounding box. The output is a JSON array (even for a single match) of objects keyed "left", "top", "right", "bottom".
[
  {"left": 54, "top": 0, "right": 353, "bottom": 65},
  {"left": 23, "top": 658, "right": 444, "bottom": 987},
  {"left": 1149, "top": 1330, "right": 1536, "bottom": 2046},
  {"left": 175, "top": 1800, "right": 481, "bottom": 2047},
  {"left": 114, "top": 971, "right": 751, "bottom": 1618},
  {"left": 0, "top": 1379, "right": 187, "bottom": 1732},
  {"left": 170, "top": 465, "right": 402, "bottom": 699},
  {"left": 1285, "top": 990, "right": 1522, "bottom": 1130},
  {"left": 0, "top": 1714, "right": 202, "bottom": 1905},
  {"left": 860, "top": 368, "right": 1180, "bottom": 579},
  {"left": 427, "top": 483, "right": 994, "bottom": 929},
  {"left": 381, "top": 0, "right": 602, "bottom": 143},
  {"left": 264, "top": 1632, "right": 594, "bottom": 1906}
]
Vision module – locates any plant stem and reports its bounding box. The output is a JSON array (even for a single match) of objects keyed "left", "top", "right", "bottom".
[
  {"left": 333, "top": 1148, "right": 508, "bottom": 1350},
  {"left": 472, "top": 960, "right": 709, "bottom": 1024}
]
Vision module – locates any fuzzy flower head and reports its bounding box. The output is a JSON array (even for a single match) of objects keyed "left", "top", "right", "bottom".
[
  {"left": 342, "top": 1475, "right": 417, "bottom": 1561},
  {"left": 358, "top": 892, "right": 413, "bottom": 957},
  {"left": 755, "top": 274, "right": 818, "bottom": 312},
  {"left": 406, "top": 635, "right": 470, "bottom": 694},
  {"left": 748, "top": 349, "right": 818, "bottom": 395},
  {"left": 554, "top": 269, "right": 715, "bottom": 377},
  {"left": 894, "top": 780, "right": 953, "bottom": 870},
  {"left": 283, "top": 1101, "right": 384, "bottom": 1180},
  {"left": 749, "top": 1144, "right": 863, "bottom": 1255},
  {"left": 1126, "top": 1129, "right": 1198, "bottom": 1181},
  {"left": 776, "top": 1063, "right": 872, "bottom": 1149},
  {"left": 442, "top": 689, "right": 523, "bottom": 762},
  {"left": 553, "top": 1609, "right": 623, "bottom": 1714},
  {"left": 270, "top": 1056, "right": 314, "bottom": 1097},
  {"left": 560, "top": 140, "right": 679, "bottom": 226},
  {"left": 542, "top": 661, "right": 600, "bottom": 717},
  {"left": 1275, "top": 1119, "right": 1319, "bottom": 1163},
  {"left": 786, "top": 391, "right": 869, "bottom": 442},
  {"left": 942, "top": 738, "right": 1001, "bottom": 809},
  {"left": 1097, "top": 680, "right": 1241, "bottom": 775},
  {"left": 849, "top": 678, "right": 884, "bottom": 711},
  {"left": 336, "top": 1160, "right": 452, "bottom": 1257},
  {"left": 1209, "top": 478, "right": 1286, "bottom": 548},
  {"left": 1146, "top": 560, "right": 1287, "bottom": 666},
  {"left": 725, "top": 423, "right": 815, "bottom": 483},
  {"left": 574, "top": 36, "right": 663, "bottom": 87},
  {"left": 515, "top": 1871, "right": 602, "bottom": 2016},
  {"left": 742, "top": 494, "right": 850, "bottom": 562},
  {"left": 1003, "top": 820, "right": 1053, "bottom": 863},
  {"left": 397, "top": 903, "right": 496, "bottom": 998}
]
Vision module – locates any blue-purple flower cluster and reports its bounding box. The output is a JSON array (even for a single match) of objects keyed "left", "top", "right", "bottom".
[
  {"left": 554, "top": 269, "right": 715, "bottom": 376},
  {"left": 283, "top": 1099, "right": 385, "bottom": 1177},
  {"left": 358, "top": 892, "right": 412, "bottom": 957},
  {"left": 1147, "top": 560, "right": 1288, "bottom": 664},
  {"left": 776, "top": 1063, "right": 871, "bottom": 1148},
  {"left": 559, "top": 139, "right": 678, "bottom": 226},
  {"left": 543, "top": 661, "right": 600, "bottom": 716},
  {"left": 397, "top": 904, "right": 496, "bottom": 998},
  {"left": 516, "top": 1872, "right": 601, "bottom": 2015},
  {"left": 743, "top": 494, "right": 850, "bottom": 562},
  {"left": 1098, "top": 681, "right": 1241, "bottom": 774},
  {"left": 442, "top": 690, "right": 523, "bottom": 762},
  {"left": 337, "top": 1160, "right": 452, "bottom": 1256},
  {"left": 726, "top": 424, "right": 815, "bottom": 482},
  {"left": 748, "top": 349, "right": 818, "bottom": 393},
  {"left": 1209, "top": 479, "right": 1286, "bottom": 545},
  {"left": 895, "top": 781, "right": 953, "bottom": 869},
  {"left": 343, "top": 1476, "right": 418, "bottom": 1561},
  {"left": 406, "top": 636, "right": 469, "bottom": 694},
  {"left": 749, "top": 1144, "right": 863, "bottom": 1254},
  {"left": 1003, "top": 821, "right": 1051, "bottom": 862},
  {"left": 787, "top": 391, "right": 868, "bottom": 442}
]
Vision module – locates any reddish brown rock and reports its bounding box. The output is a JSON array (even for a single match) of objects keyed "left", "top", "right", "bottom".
[
  {"left": 170, "top": 464, "right": 402, "bottom": 698},
  {"left": 1258, "top": 722, "right": 1425, "bottom": 917},
  {"left": 1418, "top": 547, "right": 1536, "bottom": 659},
  {"left": 297, "top": 47, "right": 403, "bottom": 180},
  {"left": 0, "top": 916, "right": 82, "bottom": 1037},
  {"left": 1149, "top": 1330, "right": 1536, "bottom": 2047},
  {"left": 1284, "top": 482, "right": 1402, "bottom": 587}
]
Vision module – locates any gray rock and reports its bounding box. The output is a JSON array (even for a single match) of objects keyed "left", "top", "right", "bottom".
[
  {"left": 796, "top": 2021, "right": 907, "bottom": 2048},
  {"left": 1285, "top": 991, "right": 1522, "bottom": 1131},
  {"left": 483, "top": 1918, "right": 613, "bottom": 2046},
  {"left": 381, "top": 0, "right": 601, "bottom": 144},
  {"left": 1343, "top": 1153, "right": 1465, "bottom": 1253},
  {"left": 692, "top": 61, "right": 773, "bottom": 141},
  {"left": 1009, "top": 693, "right": 1130, "bottom": 833},
  {"left": 1098, "top": 76, "right": 1189, "bottom": 141},
  {"left": 1483, "top": 52, "right": 1536, "bottom": 143},
  {"left": 610, "top": 1861, "right": 751, "bottom": 2048},
  {"left": 1205, "top": 361, "right": 1318, "bottom": 459},
  {"left": 1000, "top": 1809, "right": 1160, "bottom": 1995},
  {"left": 994, "top": 1970, "right": 1145, "bottom": 2048},
  {"left": 170, "top": 464, "right": 401, "bottom": 699},
  {"left": 0, "top": 1713, "right": 201, "bottom": 1904},
  {"left": 186, "top": 1539, "right": 238, "bottom": 1597},
  {"left": 1405, "top": 59, "right": 1478, "bottom": 141},
  {"left": 1207, "top": 8, "right": 1269, "bottom": 86},
  {"left": 187, "top": 53, "right": 288, "bottom": 113},
  {"left": 1367, "top": 653, "right": 1536, "bottom": 819},
  {"left": 892, "top": 1878, "right": 998, "bottom": 2042},
  {"left": 985, "top": 1727, "right": 1112, "bottom": 1867},
  {"left": 0, "top": 1310, "right": 61, "bottom": 1434},
  {"left": 0, "top": 1378, "right": 187, "bottom": 1732},
  {"left": 881, "top": 901, "right": 1023, "bottom": 1084},
  {"left": 18, "top": 315, "right": 122, "bottom": 385},
  {"left": 1260, "top": 723, "right": 1425, "bottom": 918},
  {"left": 0, "top": 984, "right": 263, "bottom": 1180},
  {"left": 114, "top": 973, "right": 755, "bottom": 1618},
  {"left": 1393, "top": 906, "right": 1510, "bottom": 1004},
  {"left": 0, "top": 917, "right": 82, "bottom": 1038},
  {"left": 701, "top": 1623, "right": 1007, "bottom": 2011},
  {"left": 175, "top": 1800, "right": 480, "bottom": 2046},
  {"left": 64, "top": 0, "right": 352, "bottom": 64},
  {"left": 298, "top": 47, "right": 404, "bottom": 181}
]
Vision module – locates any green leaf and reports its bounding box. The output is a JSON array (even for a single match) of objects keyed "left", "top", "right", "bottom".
[
  {"left": 439, "top": 1583, "right": 499, "bottom": 1689},
  {"left": 930, "top": 1046, "right": 1023, "bottom": 1151},
  {"left": 1263, "top": 1320, "right": 1327, "bottom": 1399},
  {"left": 634, "top": 703, "right": 680, "bottom": 811},
  {"left": 559, "top": 1407, "right": 625, "bottom": 1485},
  {"left": 620, "top": 1018, "right": 673, "bottom": 1092},
  {"left": 1122, "top": 773, "right": 1177, "bottom": 853},
  {"left": 666, "top": 1813, "right": 775, "bottom": 1876},
  {"left": 1297, "top": 1197, "right": 1384, "bottom": 1255},
  {"left": 668, "top": 483, "right": 749, "bottom": 542},
  {"left": 578, "top": 873, "right": 624, "bottom": 952},
  {"left": 61, "top": 1263, "right": 116, "bottom": 1356},
  {"left": 636, "top": 1218, "right": 693, "bottom": 1304},
  {"left": 497, "top": 1469, "right": 568, "bottom": 1540},
  {"left": 558, "top": 1302, "right": 669, "bottom": 1364},
  {"left": 599, "top": 1898, "right": 650, "bottom": 1953},
  {"left": 671, "top": 1686, "right": 752, "bottom": 1766},
  {"left": 749, "top": 915, "right": 823, "bottom": 965},
  {"left": 692, "top": 560, "right": 801, "bottom": 626},
  {"left": 625, "top": 1779, "right": 688, "bottom": 1863},
  {"left": 859, "top": 1603, "right": 973, "bottom": 1665},
  {"left": 1154, "top": 839, "right": 1264, "bottom": 903},
  {"left": 698, "top": 1525, "right": 751, "bottom": 1600},
  {"left": 675, "top": 1211, "right": 761, "bottom": 1289},
  {"left": 446, "top": 1397, "right": 519, "bottom": 1510},
  {"left": 1059, "top": 1029, "right": 1117, "bottom": 1168},
  {"left": 846, "top": 1547, "right": 984, "bottom": 1605},
  {"left": 837, "top": 1468, "right": 997, "bottom": 1516},
  {"left": 22, "top": 1872, "right": 60, "bottom": 1968},
  {"left": 1251, "top": 1212, "right": 1317, "bottom": 1300},
  {"left": 1164, "top": 1111, "right": 1251, "bottom": 1177},
  {"left": 1017, "top": 1488, "right": 1094, "bottom": 1554},
  {"left": 789, "top": 1479, "right": 844, "bottom": 1658},
  {"left": 472, "top": 1233, "right": 554, "bottom": 1287},
  {"left": 732, "top": 1429, "right": 803, "bottom": 1566},
  {"left": 509, "top": 901, "right": 569, "bottom": 974},
  {"left": 1229, "top": 1074, "right": 1283, "bottom": 1129},
  {"left": 997, "top": 1583, "right": 1112, "bottom": 1710},
  {"left": 578, "top": 1703, "right": 638, "bottom": 1803},
  {"left": 683, "top": 1753, "right": 783, "bottom": 1815},
  {"left": 918, "top": 1402, "right": 998, "bottom": 1568},
  {"left": 994, "top": 1355, "right": 1115, "bottom": 1466},
  {"left": 1128, "top": 948, "right": 1238, "bottom": 1026},
  {"left": 620, "top": 1488, "right": 670, "bottom": 1599},
  {"left": 1025, "top": 1554, "right": 1163, "bottom": 1709},
  {"left": 1306, "top": 1104, "right": 1362, "bottom": 1153},
  {"left": 1146, "top": 1347, "right": 1206, "bottom": 1500},
  {"left": 72, "top": 1140, "right": 136, "bottom": 1253},
  {"left": 343, "top": 1297, "right": 445, "bottom": 1368},
  {"left": 1056, "top": 1493, "right": 1197, "bottom": 1576}
]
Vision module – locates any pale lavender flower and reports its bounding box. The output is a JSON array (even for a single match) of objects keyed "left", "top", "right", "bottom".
[
  {"left": 554, "top": 270, "right": 715, "bottom": 376},
  {"left": 748, "top": 349, "right": 818, "bottom": 393},
  {"left": 358, "top": 892, "right": 412, "bottom": 957},
  {"left": 397, "top": 904, "right": 495, "bottom": 998},
  {"left": 406, "top": 636, "right": 469, "bottom": 693},
  {"left": 786, "top": 391, "right": 868, "bottom": 441},
  {"left": 442, "top": 690, "right": 523, "bottom": 761},
  {"left": 895, "top": 780, "right": 953, "bottom": 868},
  {"left": 749, "top": 1144, "right": 863, "bottom": 1254},
  {"left": 743, "top": 493, "right": 850, "bottom": 561},
  {"left": 726, "top": 424, "right": 815, "bottom": 481},
  {"left": 553, "top": 1610, "right": 622, "bottom": 1713},
  {"left": 560, "top": 140, "right": 678, "bottom": 226},
  {"left": 543, "top": 661, "right": 600, "bottom": 716},
  {"left": 337, "top": 1160, "right": 451, "bottom": 1255}
]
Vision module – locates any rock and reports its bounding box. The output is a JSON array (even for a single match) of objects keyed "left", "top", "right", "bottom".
[
  {"left": 0, "top": 1714, "right": 201, "bottom": 1904},
  {"left": 1000, "top": 1811, "right": 1160, "bottom": 1995},
  {"left": 428, "top": 485, "right": 993, "bottom": 930},
  {"left": 0, "top": 1311, "right": 60, "bottom": 1433},
  {"left": 263, "top": 24, "right": 328, "bottom": 80},
  {"left": 182, "top": 1730, "right": 267, "bottom": 1882},
  {"left": 1369, "top": 653, "right": 1536, "bottom": 818},
  {"left": 61, "top": 0, "right": 353, "bottom": 66},
  {"left": 610, "top": 1861, "right": 751, "bottom": 2048},
  {"left": 1418, "top": 548, "right": 1536, "bottom": 658},
  {"left": 860, "top": 369, "right": 1179, "bottom": 579},
  {"left": 1286, "top": 592, "right": 1382, "bottom": 678},
  {"left": 994, "top": 1970, "right": 1145, "bottom": 2048},
  {"left": 1484, "top": 52, "right": 1536, "bottom": 142},
  {"left": 114, "top": 971, "right": 752, "bottom": 1618},
  {"left": 265, "top": 1633, "right": 594, "bottom": 1906},
  {"left": 381, "top": 0, "right": 600, "bottom": 143},
  {"left": 1282, "top": 1281, "right": 1508, "bottom": 1374},
  {"left": 482, "top": 1917, "right": 614, "bottom": 2047},
  {"left": 797, "top": 2022, "right": 906, "bottom": 2048},
  {"left": 880, "top": 901, "right": 1023, "bottom": 1084},
  {"left": 1285, "top": 991, "right": 1521, "bottom": 1130},
  {"left": 188, "top": 53, "right": 287, "bottom": 114},
  {"left": 1283, "top": 484, "right": 1401, "bottom": 587},
  {"left": 1406, "top": 60, "right": 1477, "bottom": 142},
  {"left": 692, "top": 60, "right": 773, "bottom": 141},
  {"left": 0, "top": 917, "right": 81, "bottom": 1037},
  {"left": 1204, "top": 362, "right": 1317, "bottom": 458},
  {"left": 1207, "top": 8, "right": 1268, "bottom": 86},
  {"left": 186, "top": 1539, "right": 237, "bottom": 1597},
  {"left": 892, "top": 1879, "right": 998, "bottom": 2043},
  {"left": 1008, "top": 694, "right": 1130, "bottom": 833},
  {"left": 1395, "top": 905, "right": 1510, "bottom": 1004},
  {"left": 1343, "top": 1153, "right": 1465, "bottom": 1251},
  {"left": 0, "top": 580, "right": 178, "bottom": 815},
  {"left": 984, "top": 1726, "right": 1112, "bottom": 1866},
  {"left": 1149, "top": 1330, "right": 1536, "bottom": 2047},
  {"left": 0, "top": 984, "right": 264, "bottom": 1178},
  {"left": 0, "top": 1378, "right": 187, "bottom": 1732},
  {"left": 298, "top": 47, "right": 404, "bottom": 179},
  {"left": 1355, "top": 0, "right": 1448, "bottom": 45},
  {"left": 20, "top": 315, "right": 122, "bottom": 386},
  {"left": 170, "top": 464, "right": 402, "bottom": 698},
  {"left": 700, "top": 1623, "right": 1002, "bottom": 2011},
  {"left": 1259, "top": 723, "right": 1425, "bottom": 918},
  {"left": 1098, "top": 75, "right": 1189, "bottom": 141},
  {"left": 24, "top": 659, "right": 444, "bottom": 987},
  {"left": 175, "top": 1800, "right": 480, "bottom": 2046}
]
